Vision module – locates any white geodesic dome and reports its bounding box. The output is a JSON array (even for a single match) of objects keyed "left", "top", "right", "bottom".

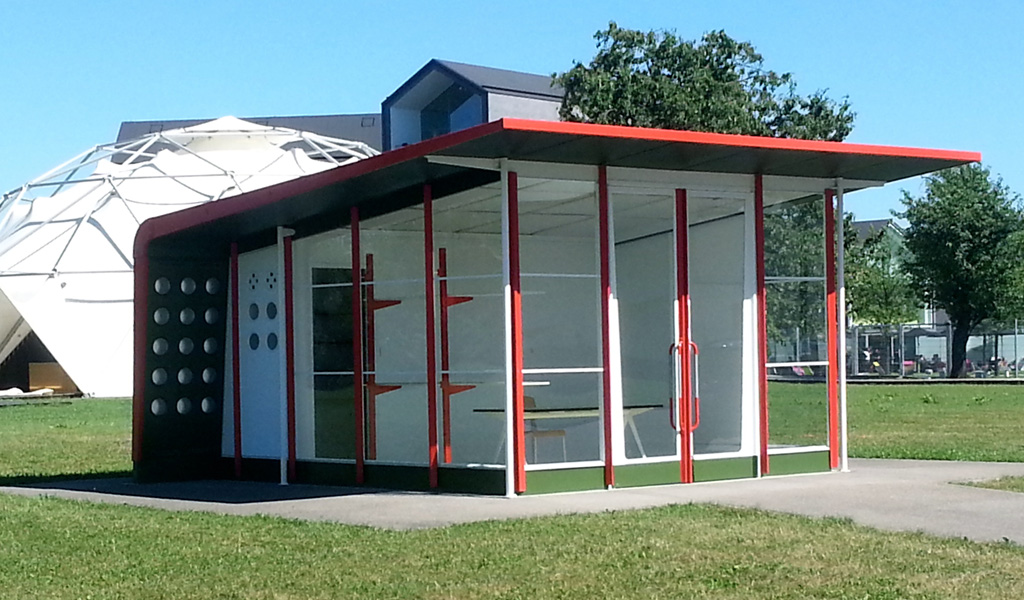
[{"left": 0, "top": 116, "right": 378, "bottom": 397}]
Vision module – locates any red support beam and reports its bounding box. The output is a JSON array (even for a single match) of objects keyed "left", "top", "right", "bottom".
[
  {"left": 424, "top": 184, "right": 439, "bottom": 488},
  {"left": 825, "top": 189, "right": 840, "bottom": 469},
  {"left": 598, "top": 166, "right": 615, "bottom": 488},
  {"left": 508, "top": 171, "right": 527, "bottom": 494},
  {"left": 755, "top": 174, "right": 770, "bottom": 476},
  {"left": 351, "top": 207, "right": 365, "bottom": 484},
  {"left": 675, "top": 188, "right": 694, "bottom": 484},
  {"left": 364, "top": 253, "right": 402, "bottom": 460},
  {"left": 230, "top": 242, "right": 242, "bottom": 478},
  {"left": 284, "top": 235, "right": 297, "bottom": 482},
  {"left": 438, "top": 248, "right": 474, "bottom": 464}
]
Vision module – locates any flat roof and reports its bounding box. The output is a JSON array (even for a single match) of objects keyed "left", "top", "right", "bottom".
[{"left": 136, "top": 118, "right": 980, "bottom": 256}]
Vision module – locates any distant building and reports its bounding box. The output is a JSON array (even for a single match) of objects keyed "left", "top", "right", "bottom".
[
  {"left": 116, "top": 59, "right": 568, "bottom": 154},
  {"left": 382, "top": 59, "right": 563, "bottom": 150}
]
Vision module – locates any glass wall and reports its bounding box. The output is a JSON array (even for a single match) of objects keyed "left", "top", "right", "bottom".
[
  {"left": 311, "top": 267, "right": 356, "bottom": 459},
  {"left": 763, "top": 197, "right": 829, "bottom": 450},
  {"left": 517, "top": 177, "right": 602, "bottom": 465},
  {"left": 689, "top": 199, "right": 746, "bottom": 455},
  {"left": 612, "top": 192, "right": 677, "bottom": 460},
  {"left": 432, "top": 183, "right": 507, "bottom": 466}
]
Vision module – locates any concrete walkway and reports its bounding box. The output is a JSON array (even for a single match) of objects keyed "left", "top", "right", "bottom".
[{"left": 5, "top": 459, "right": 1024, "bottom": 543}]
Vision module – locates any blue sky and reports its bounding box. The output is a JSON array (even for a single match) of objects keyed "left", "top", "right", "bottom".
[{"left": 2, "top": 1, "right": 1021, "bottom": 220}]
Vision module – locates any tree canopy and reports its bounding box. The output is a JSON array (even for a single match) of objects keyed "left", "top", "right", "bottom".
[
  {"left": 846, "top": 226, "right": 919, "bottom": 327},
  {"left": 554, "top": 22, "right": 855, "bottom": 141},
  {"left": 898, "top": 164, "right": 1022, "bottom": 377}
]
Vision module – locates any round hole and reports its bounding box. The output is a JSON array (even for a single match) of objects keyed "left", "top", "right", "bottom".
[
  {"left": 178, "top": 338, "right": 194, "bottom": 355},
  {"left": 179, "top": 308, "right": 195, "bottom": 325},
  {"left": 153, "top": 308, "right": 170, "bottom": 325},
  {"left": 151, "top": 398, "right": 167, "bottom": 416},
  {"left": 204, "top": 338, "right": 218, "bottom": 354},
  {"left": 151, "top": 368, "right": 167, "bottom": 386},
  {"left": 249, "top": 333, "right": 260, "bottom": 350},
  {"left": 177, "top": 397, "right": 192, "bottom": 414},
  {"left": 180, "top": 278, "right": 196, "bottom": 295},
  {"left": 178, "top": 368, "right": 193, "bottom": 385},
  {"left": 201, "top": 397, "right": 216, "bottom": 413},
  {"left": 205, "top": 308, "right": 219, "bottom": 324},
  {"left": 205, "top": 278, "right": 220, "bottom": 295},
  {"left": 249, "top": 303, "right": 259, "bottom": 320},
  {"left": 154, "top": 278, "right": 171, "bottom": 295},
  {"left": 202, "top": 368, "right": 217, "bottom": 384},
  {"left": 152, "top": 338, "right": 169, "bottom": 356},
  {"left": 267, "top": 332, "right": 278, "bottom": 350},
  {"left": 266, "top": 302, "right": 278, "bottom": 320}
]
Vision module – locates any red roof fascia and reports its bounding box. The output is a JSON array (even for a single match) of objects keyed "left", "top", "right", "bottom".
[
  {"left": 499, "top": 118, "right": 982, "bottom": 164},
  {"left": 132, "top": 119, "right": 507, "bottom": 260},
  {"left": 133, "top": 118, "right": 981, "bottom": 259}
]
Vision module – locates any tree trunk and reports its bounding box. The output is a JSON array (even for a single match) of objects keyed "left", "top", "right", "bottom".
[{"left": 950, "top": 323, "right": 972, "bottom": 378}]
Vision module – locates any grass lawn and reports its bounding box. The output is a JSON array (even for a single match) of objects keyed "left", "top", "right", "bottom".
[
  {"left": 4, "top": 494, "right": 1024, "bottom": 599},
  {"left": 0, "top": 398, "right": 131, "bottom": 483},
  {"left": 846, "top": 384, "right": 1024, "bottom": 462},
  {"left": 768, "top": 382, "right": 1024, "bottom": 461},
  {"left": 2, "top": 390, "right": 1024, "bottom": 597}
]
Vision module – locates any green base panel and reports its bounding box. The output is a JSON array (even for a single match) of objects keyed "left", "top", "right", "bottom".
[
  {"left": 525, "top": 467, "right": 605, "bottom": 495},
  {"left": 613, "top": 456, "right": 758, "bottom": 487},
  {"left": 136, "top": 458, "right": 506, "bottom": 495},
  {"left": 767, "top": 450, "right": 831, "bottom": 476},
  {"left": 693, "top": 456, "right": 759, "bottom": 482},
  {"left": 528, "top": 456, "right": 764, "bottom": 494},
  {"left": 614, "top": 461, "right": 679, "bottom": 487}
]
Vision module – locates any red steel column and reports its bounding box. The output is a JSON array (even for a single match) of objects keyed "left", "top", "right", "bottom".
[
  {"left": 230, "top": 243, "right": 243, "bottom": 478},
  {"left": 675, "top": 189, "right": 693, "bottom": 484},
  {"left": 825, "top": 190, "right": 840, "bottom": 469},
  {"left": 598, "top": 166, "right": 615, "bottom": 488},
  {"left": 755, "top": 174, "right": 770, "bottom": 475},
  {"left": 424, "top": 184, "right": 439, "bottom": 489},
  {"left": 351, "top": 207, "right": 365, "bottom": 484},
  {"left": 508, "top": 171, "right": 527, "bottom": 494},
  {"left": 284, "top": 236, "right": 297, "bottom": 481}
]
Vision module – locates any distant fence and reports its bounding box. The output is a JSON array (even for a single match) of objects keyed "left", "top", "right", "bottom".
[{"left": 849, "top": 321, "right": 1024, "bottom": 379}]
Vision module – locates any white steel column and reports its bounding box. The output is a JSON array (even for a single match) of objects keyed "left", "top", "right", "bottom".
[
  {"left": 836, "top": 180, "right": 849, "bottom": 472},
  {"left": 276, "top": 226, "right": 294, "bottom": 485},
  {"left": 500, "top": 162, "right": 515, "bottom": 497}
]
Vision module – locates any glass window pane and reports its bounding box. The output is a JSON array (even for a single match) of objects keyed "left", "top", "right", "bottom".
[
  {"left": 314, "top": 375, "right": 355, "bottom": 459},
  {"left": 764, "top": 198, "right": 824, "bottom": 278},
  {"left": 518, "top": 177, "right": 601, "bottom": 465},
  {"left": 312, "top": 269, "right": 353, "bottom": 373},
  {"left": 768, "top": 380, "right": 828, "bottom": 448},
  {"left": 433, "top": 188, "right": 507, "bottom": 466},
  {"left": 766, "top": 280, "right": 827, "bottom": 363}
]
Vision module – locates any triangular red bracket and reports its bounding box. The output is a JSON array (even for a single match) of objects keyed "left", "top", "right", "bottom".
[
  {"left": 368, "top": 298, "right": 402, "bottom": 312},
  {"left": 363, "top": 253, "right": 402, "bottom": 461},
  {"left": 444, "top": 295, "right": 473, "bottom": 308}
]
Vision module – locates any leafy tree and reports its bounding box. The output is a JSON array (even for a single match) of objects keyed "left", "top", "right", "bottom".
[
  {"left": 554, "top": 24, "right": 857, "bottom": 365},
  {"left": 898, "top": 164, "right": 1022, "bottom": 377},
  {"left": 554, "top": 22, "right": 855, "bottom": 140},
  {"left": 846, "top": 227, "right": 919, "bottom": 326},
  {"left": 997, "top": 230, "right": 1024, "bottom": 321},
  {"left": 762, "top": 199, "right": 827, "bottom": 361},
  {"left": 845, "top": 225, "right": 920, "bottom": 374}
]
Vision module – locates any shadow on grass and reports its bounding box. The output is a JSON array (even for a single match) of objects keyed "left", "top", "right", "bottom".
[{"left": 1, "top": 471, "right": 378, "bottom": 504}]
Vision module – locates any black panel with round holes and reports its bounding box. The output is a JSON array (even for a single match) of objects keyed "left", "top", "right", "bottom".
[{"left": 140, "top": 257, "right": 228, "bottom": 480}]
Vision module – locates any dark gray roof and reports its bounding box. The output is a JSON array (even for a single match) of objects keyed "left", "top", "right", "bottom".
[
  {"left": 434, "top": 59, "right": 564, "bottom": 100},
  {"left": 116, "top": 114, "right": 382, "bottom": 151},
  {"left": 852, "top": 219, "right": 902, "bottom": 240}
]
